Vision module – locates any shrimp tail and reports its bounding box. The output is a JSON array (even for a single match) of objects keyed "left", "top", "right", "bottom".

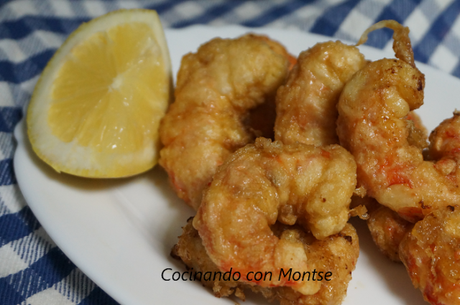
[{"left": 357, "top": 20, "right": 415, "bottom": 67}]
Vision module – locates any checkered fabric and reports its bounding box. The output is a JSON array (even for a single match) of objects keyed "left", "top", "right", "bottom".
[{"left": 1, "top": 0, "right": 460, "bottom": 304}]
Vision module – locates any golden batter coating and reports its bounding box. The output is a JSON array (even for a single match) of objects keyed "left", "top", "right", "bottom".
[
  {"left": 428, "top": 111, "right": 460, "bottom": 162},
  {"left": 365, "top": 111, "right": 426, "bottom": 262},
  {"left": 400, "top": 205, "right": 460, "bottom": 305},
  {"left": 171, "top": 218, "right": 245, "bottom": 299},
  {"left": 275, "top": 41, "right": 366, "bottom": 146},
  {"left": 193, "top": 138, "right": 356, "bottom": 295},
  {"left": 173, "top": 218, "right": 359, "bottom": 305},
  {"left": 269, "top": 223, "right": 359, "bottom": 305},
  {"left": 406, "top": 111, "right": 428, "bottom": 150},
  {"left": 337, "top": 20, "right": 460, "bottom": 222},
  {"left": 159, "top": 34, "right": 291, "bottom": 210},
  {"left": 367, "top": 204, "right": 413, "bottom": 262}
]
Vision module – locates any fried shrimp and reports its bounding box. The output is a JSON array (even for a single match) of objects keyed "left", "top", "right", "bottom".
[
  {"left": 159, "top": 34, "right": 291, "bottom": 210},
  {"left": 337, "top": 20, "right": 460, "bottom": 221},
  {"left": 275, "top": 41, "right": 366, "bottom": 146},
  {"left": 193, "top": 138, "right": 356, "bottom": 294},
  {"left": 171, "top": 218, "right": 244, "bottom": 300},
  {"left": 367, "top": 204, "right": 413, "bottom": 262},
  {"left": 173, "top": 218, "right": 359, "bottom": 305},
  {"left": 406, "top": 111, "right": 428, "bottom": 150},
  {"left": 428, "top": 111, "right": 460, "bottom": 162},
  {"left": 366, "top": 112, "right": 426, "bottom": 262},
  {"left": 399, "top": 205, "right": 460, "bottom": 305}
]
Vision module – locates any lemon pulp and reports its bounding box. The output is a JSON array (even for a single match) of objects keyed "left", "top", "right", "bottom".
[{"left": 27, "top": 9, "right": 171, "bottom": 178}]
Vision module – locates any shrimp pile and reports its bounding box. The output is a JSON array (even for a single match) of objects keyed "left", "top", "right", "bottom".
[
  {"left": 337, "top": 20, "right": 460, "bottom": 222},
  {"left": 336, "top": 20, "right": 460, "bottom": 305},
  {"left": 173, "top": 218, "right": 359, "bottom": 305},
  {"left": 164, "top": 19, "right": 460, "bottom": 305},
  {"left": 159, "top": 34, "right": 292, "bottom": 210},
  {"left": 395, "top": 113, "right": 460, "bottom": 303},
  {"left": 166, "top": 35, "right": 362, "bottom": 305}
]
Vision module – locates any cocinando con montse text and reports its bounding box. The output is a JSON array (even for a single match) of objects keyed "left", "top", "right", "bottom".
[{"left": 161, "top": 267, "right": 332, "bottom": 282}]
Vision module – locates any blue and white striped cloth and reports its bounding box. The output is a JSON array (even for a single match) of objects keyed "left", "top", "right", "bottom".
[{"left": 2, "top": 0, "right": 460, "bottom": 304}]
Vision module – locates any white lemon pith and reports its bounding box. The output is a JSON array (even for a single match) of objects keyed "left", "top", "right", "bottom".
[{"left": 27, "top": 9, "right": 172, "bottom": 178}]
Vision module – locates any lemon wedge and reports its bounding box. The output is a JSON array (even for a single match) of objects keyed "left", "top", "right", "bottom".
[{"left": 27, "top": 9, "right": 172, "bottom": 178}]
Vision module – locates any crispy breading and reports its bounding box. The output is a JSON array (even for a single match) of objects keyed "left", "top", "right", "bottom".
[
  {"left": 173, "top": 218, "right": 359, "bottom": 305},
  {"left": 159, "top": 34, "right": 291, "bottom": 210}
]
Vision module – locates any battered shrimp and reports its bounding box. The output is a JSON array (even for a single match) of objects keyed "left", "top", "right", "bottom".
[
  {"left": 171, "top": 217, "right": 244, "bottom": 299},
  {"left": 173, "top": 218, "right": 359, "bottom": 305},
  {"left": 193, "top": 138, "right": 357, "bottom": 294},
  {"left": 368, "top": 113, "right": 460, "bottom": 266},
  {"left": 367, "top": 203, "right": 413, "bottom": 262},
  {"left": 337, "top": 20, "right": 460, "bottom": 221},
  {"left": 159, "top": 34, "right": 291, "bottom": 210},
  {"left": 366, "top": 111, "right": 426, "bottom": 262},
  {"left": 275, "top": 41, "right": 366, "bottom": 146},
  {"left": 399, "top": 205, "right": 460, "bottom": 305},
  {"left": 406, "top": 111, "right": 428, "bottom": 150},
  {"left": 428, "top": 111, "right": 460, "bottom": 162}
]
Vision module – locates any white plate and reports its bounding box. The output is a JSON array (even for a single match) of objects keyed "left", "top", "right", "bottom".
[{"left": 14, "top": 25, "right": 458, "bottom": 305}]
